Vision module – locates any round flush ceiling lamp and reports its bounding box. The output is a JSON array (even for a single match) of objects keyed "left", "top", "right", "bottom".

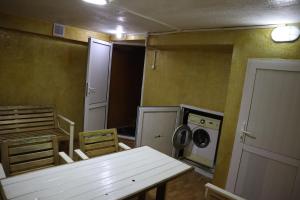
[
  {"left": 82, "top": 0, "right": 107, "bottom": 5},
  {"left": 271, "top": 25, "right": 300, "bottom": 42}
]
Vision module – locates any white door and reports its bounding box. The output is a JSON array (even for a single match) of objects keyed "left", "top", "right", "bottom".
[
  {"left": 226, "top": 59, "right": 300, "bottom": 200},
  {"left": 136, "top": 107, "right": 181, "bottom": 156},
  {"left": 84, "top": 38, "right": 112, "bottom": 131}
]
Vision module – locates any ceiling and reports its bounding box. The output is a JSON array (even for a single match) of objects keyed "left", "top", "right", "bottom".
[{"left": 0, "top": 0, "right": 300, "bottom": 35}]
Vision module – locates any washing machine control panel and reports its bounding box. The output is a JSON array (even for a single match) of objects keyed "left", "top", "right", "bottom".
[{"left": 188, "top": 113, "right": 220, "bottom": 130}]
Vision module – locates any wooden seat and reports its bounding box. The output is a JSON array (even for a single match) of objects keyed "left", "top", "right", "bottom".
[
  {"left": 74, "top": 128, "right": 131, "bottom": 160},
  {"left": 0, "top": 105, "right": 75, "bottom": 157},
  {"left": 1, "top": 135, "right": 73, "bottom": 177},
  {"left": 204, "top": 183, "right": 246, "bottom": 200}
]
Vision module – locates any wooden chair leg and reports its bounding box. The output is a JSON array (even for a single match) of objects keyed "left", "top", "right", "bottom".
[{"left": 156, "top": 183, "right": 166, "bottom": 200}]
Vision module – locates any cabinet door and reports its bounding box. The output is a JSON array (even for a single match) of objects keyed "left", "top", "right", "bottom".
[{"left": 136, "top": 107, "right": 180, "bottom": 156}]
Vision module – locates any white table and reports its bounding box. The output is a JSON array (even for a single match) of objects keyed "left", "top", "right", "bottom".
[{"left": 0, "top": 146, "right": 192, "bottom": 200}]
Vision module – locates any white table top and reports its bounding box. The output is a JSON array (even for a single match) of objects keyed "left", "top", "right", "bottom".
[{"left": 0, "top": 146, "right": 192, "bottom": 200}]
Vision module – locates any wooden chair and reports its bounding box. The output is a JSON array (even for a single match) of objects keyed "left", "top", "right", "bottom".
[
  {"left": 204, "top": 183, "right": 246, "bottom": 200},
  {"left": 1, "top": 135, "right": 73, "bottom": 177},
  {"left": 0, "top": 106, "right": 75, "bottom": 157},
  {"left": 74, "top": 128, "right": 131, "bottom": 160}
]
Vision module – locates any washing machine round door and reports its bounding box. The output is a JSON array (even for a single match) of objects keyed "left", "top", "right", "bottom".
[
  {"left": 172, "top": 125, "right": 192, "bottom": 149},
  {"left": 193, "top": 129, "right": 210, "bottom": 148}
]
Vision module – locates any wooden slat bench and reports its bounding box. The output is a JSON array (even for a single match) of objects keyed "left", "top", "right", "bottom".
[{"left": 0, "top": 106, "right": 75, "bottom": 158}]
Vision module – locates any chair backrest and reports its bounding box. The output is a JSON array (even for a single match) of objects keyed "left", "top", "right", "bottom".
[
  {"left": 205, "top": 183, "right": 246, "bottom": 200},
  {"left": 79, "top": 129, "right": 119, "bottom": 158},
  {"left": 1, "top": 135, "right": 59, "bottom": 176},
  {"left": 0, "top": 105, "right": 56, "bottom": 135}
]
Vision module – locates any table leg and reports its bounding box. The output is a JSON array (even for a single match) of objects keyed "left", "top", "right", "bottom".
[
  {"left": 156, "top": 183, "right": 166, "bottom": 200},
  {"left": 138, "top": 191, "right": 146, "bottom": 200}
]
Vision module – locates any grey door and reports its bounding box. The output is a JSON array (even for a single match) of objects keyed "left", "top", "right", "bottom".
[
  {"left": 84, "top": 38, "right": 112, "bottom": 131},
  {"left": 227, "top": 59, "right": 300, "bottom": 200}
]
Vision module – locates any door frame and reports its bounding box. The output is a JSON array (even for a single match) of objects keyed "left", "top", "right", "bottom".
[
  {"left": 226, "top": 58, "right": 300, "bottom": 192},
  {"left": 84, "top": 37, "right": 113, "bottom": 131}
]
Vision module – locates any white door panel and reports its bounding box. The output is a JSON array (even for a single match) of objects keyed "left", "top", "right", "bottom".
[
  {"left": 88, "top": 42, "right": 110, "bottom": 103},
  {"left": 84, "top": 38, "right": 112, "bottom": 131},
  {"left": 136, "top": 107, "right": 180, "bottom": 156},
  {"left": 226, "top": 59, "right": 300, "bottom": 200},
  {"left": 235, "top": 150, "right": 297, "bottom": 200},
  {"left": 246, "top": 69, "right": 300, "bottom": 159},
  {"left": 86, "top": 106, "right": 106, "bottom": 131}
]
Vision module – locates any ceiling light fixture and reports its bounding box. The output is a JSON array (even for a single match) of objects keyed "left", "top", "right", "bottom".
[
  {"left": 82, "top": 0, "right": 107, "bottom": 6},
  {"left": 117, "top": 16, "right": 126, "bottom": 22},
  {"left": 267, "top": 0, "right": 299, "bottom": 8},
  {"left": 115, "top": 25, "right": 126, "bottom": 40},
  {"left": 271, "top": 25, "right": 300, "bottom": 42}
]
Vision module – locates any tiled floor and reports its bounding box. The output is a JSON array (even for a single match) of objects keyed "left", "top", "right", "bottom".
[{"left": 146, "top": 170, "right": 210, "bottom": 200}]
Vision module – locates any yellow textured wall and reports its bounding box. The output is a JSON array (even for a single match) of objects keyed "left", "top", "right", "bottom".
[
  {"left": 0, "top": 13, "right": 110, "bottom": 42},
  {"left": 0, "top": 13, "right": 112, "bottom": 135},
  {"left": 143, "top": 45, "right": 233, "bottom": 112},
  {"left": 144, "top": 26, "right": 300, "bottom": 187},
  {"left": 0, "top": 28, "right": 87, "bottom": 134}
]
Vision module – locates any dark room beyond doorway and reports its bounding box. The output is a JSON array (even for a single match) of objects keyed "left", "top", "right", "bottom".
[{"left": 108, "top": 44, "right": 145, "bottom": 139}]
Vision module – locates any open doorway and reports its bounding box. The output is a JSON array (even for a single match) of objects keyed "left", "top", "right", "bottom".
[{"left": 108, "top": 44, "right": 145, "bottom": 143}]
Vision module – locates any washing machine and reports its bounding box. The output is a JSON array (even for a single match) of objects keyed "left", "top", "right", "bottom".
[{"left": 172, "top": 105, "right": 223, "bottom": 171}]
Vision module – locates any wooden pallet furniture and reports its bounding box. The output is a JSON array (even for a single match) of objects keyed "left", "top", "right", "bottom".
[
  {"left": 1, "top": 135, "right": 73, "bottom": 177},
  {"left": 204, "top": 183, "right": 246, "bottom": 200},
  {"left": 74, "top": 128, "right": 131, "bottom": 160},
  {"left": 0, "top": 106, "right": 75, "bottom": 157}
]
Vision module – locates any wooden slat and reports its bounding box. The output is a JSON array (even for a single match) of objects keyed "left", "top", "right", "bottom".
[
  {"left": 6, "top": 136, "right": 53, "bottom": 147},
  {"left": 10, "top": 157, "right": 54, "bottom": 173},
  {"left": 0, "top": 126, "right": 56, "bottom": 135},
  {"left": 0, "top": 121, "right": 55, "bottom": 130},
  {"left": 0, "top": 117, "right": 54, "bottom": 125},
  {"left": 86, "top": 146, "right": 116, "bottom": 157},
  {"left": 207, "top": 192, "right": 228, "bottom": 200},
  {"left": 80, "top": 129, "right": 117, "bottom": 137},
  {"left": 10, "top": 165, "right": 55, "bottom": 176},
  {"left": 0, "top": 113, "right": 54, "bottom": 120},
  {"left": 84, "top": 135, "right": 115, "bottom": 144},
  {"left": 0, "top": 105, "right": 53, "bottom": 111},
  {"left": 9, "top": 143, "right": 53, "bottom": 155},
  {"left": 85, "top": 141, "right": 116, "bottom": 151},
  {"left": 52, "top": 136, "right": 59, "bottom": 165},
  {"left": 9, "top": 150, "right": 54, "bottom": 164},
  {"left": 0, "top": 109, "right": 54, "bottom": 115},
  {"left": 1, "top": 141, "right": 10, "bottom": 176}
]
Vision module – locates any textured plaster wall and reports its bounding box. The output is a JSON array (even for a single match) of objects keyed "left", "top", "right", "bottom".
[
  {"left": 0, "top": 28, "right": 87, "bottom": 135},
  {"left": 143, "top": 46, "right": 233, "bottom": 112},
  {"left": 0, "top": 13, "right": 111, "bottom": 136},
  {"left": 144, "top": 27, "right": 300, "bottom": 187},
  {"left": 0, "top": 13, "right": 110, "bottom": 43}
]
